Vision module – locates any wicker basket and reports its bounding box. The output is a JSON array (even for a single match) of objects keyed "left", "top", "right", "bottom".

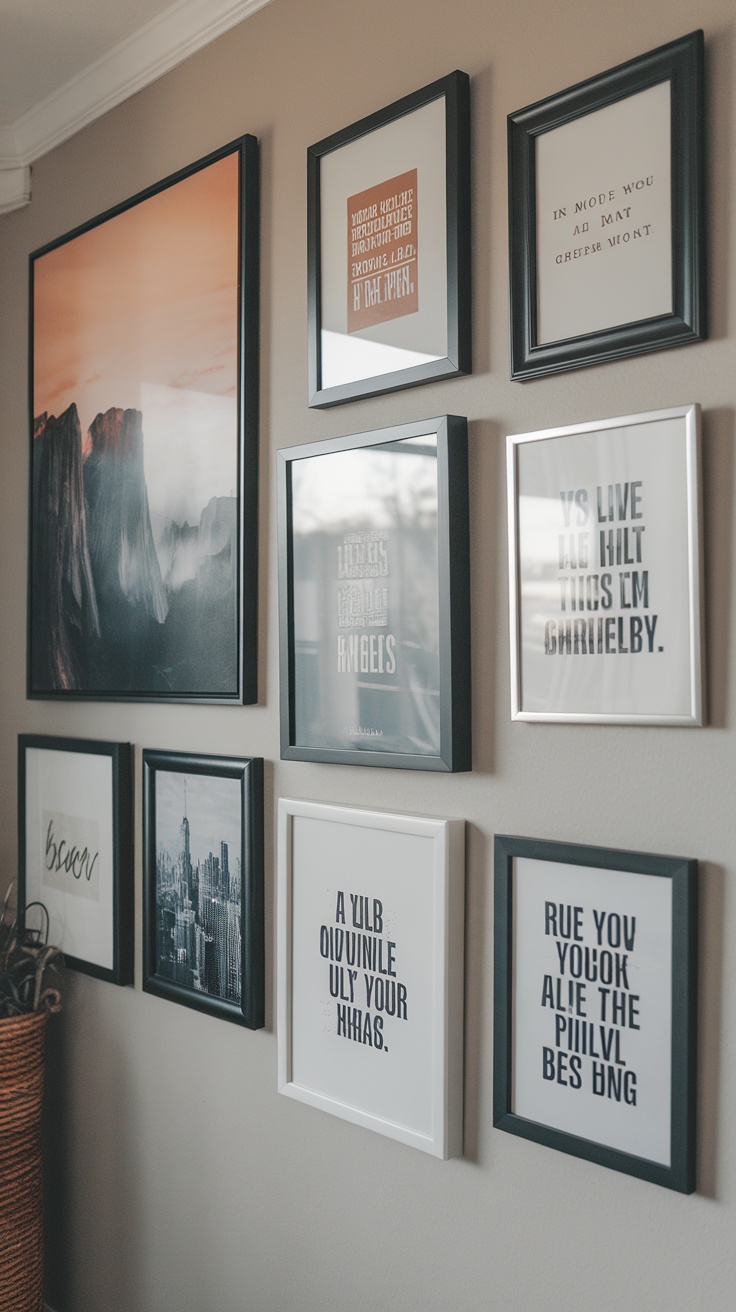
[{"left": 0, "top": 1009, "right": 47, "bottom": 1312}]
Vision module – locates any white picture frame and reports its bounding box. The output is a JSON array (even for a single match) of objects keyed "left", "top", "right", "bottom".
[
  {"left": 507, "top": 404, "right": 704, "bottom": 725},
  {"left": 277, "top": 798, "right": 465, "bottom": 1158}
]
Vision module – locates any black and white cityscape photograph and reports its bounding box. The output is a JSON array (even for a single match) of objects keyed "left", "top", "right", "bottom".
[{"left": 153, "top": 767, "right": 243, "bottom": 1007}]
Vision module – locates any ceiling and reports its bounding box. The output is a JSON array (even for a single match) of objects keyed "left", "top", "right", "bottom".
[{"left": 0, "top": 0, "right": 273, "bottom": 213}]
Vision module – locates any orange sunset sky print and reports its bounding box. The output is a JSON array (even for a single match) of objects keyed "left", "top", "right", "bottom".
[{"left": 33, "top": 150, "right": 240, "bottom": 524}]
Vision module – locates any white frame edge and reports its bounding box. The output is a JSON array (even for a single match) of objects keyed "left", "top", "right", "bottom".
[
  {"left": 277, "top": 797, "right": 465, "bottom": 1159},
  {"left": 507, "top": 403, "right": 704, "bottom": 726}
]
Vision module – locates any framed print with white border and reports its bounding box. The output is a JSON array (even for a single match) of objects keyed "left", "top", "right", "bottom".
[
  {"left": 507, "top": 404, "right": 704, "bottom": 724},
  {"left": 493, "top": 834, "right": 697, "bottom": 1193},
  {"left": 142, "top": 750, "right": 264, "bottom": 1029},
  {"left": 308, "top": 70, "right": 471, "bottom": 407},
  {"left": 18, "top": 734, "right": 133, "bottom": 985},
  {"left": 508, "top": 30, "right": 704, "bottom": 379},
  {"left": 278, "top": 415, "right": 471, "bottom": 770},
  {"left": 277, "top": 798, "right": 465, "bottom": 1158}
]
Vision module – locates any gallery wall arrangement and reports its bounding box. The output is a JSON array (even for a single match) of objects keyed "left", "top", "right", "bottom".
[{"left": 15, "top": 23, "right": 711, "bottom": 1190}]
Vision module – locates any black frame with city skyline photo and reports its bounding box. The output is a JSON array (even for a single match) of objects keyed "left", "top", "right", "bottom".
[
  {"left": 142, "top": 750, "right": 264, "bottom": 1028},
  {"left": 27, "top": 134, "right": 259, "bottom": 704}
]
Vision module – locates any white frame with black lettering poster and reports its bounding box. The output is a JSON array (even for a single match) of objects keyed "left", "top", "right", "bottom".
[
  {"left": 507, "top": 404, "right": 704, "bottom": 724},
  {"left": 277, "top": 798, "right": 465, "bottom": 1158},
  {"left": 493, "top": 835, "right": 697, "bottom": 1193}
]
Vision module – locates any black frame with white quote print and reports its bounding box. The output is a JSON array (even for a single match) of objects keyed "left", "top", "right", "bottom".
[
  {"left": 308, "top": 70, "right": 471, "bottom": 407},
  {"left": 18, "top": 734, "right": 133, "bottom": 985},
  {"left": 508, "top": 30, "right": 704, "bottom": 379},
  {"left": 493, "top": 834, "right": 697, "bottom": 1193},
  {"left": 507, "top": 404, "right": 704, "bottom": 724},
  {"left": 278, "top": 415, "right": 471, "bottom": 771},
  {"left": 142, "top": 750, "right": 264, "bottom": 1029}
]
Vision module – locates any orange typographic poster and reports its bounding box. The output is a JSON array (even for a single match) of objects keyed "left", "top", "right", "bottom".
[{"left": 347, "top": 168, "right": 418, "bottom": 333}]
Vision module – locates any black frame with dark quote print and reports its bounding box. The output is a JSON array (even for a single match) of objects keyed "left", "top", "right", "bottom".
[
  {"left": 308, "top": 70, "right": 471, "bottom": 407},
  {"left": 493, "top": 834, "right": 697, "bottom": 1193},
  {"left": 18, "top": 734, "right": 133, "bottom": 985},
  {"left": 508, "top": 30, "right": 704, "bottom": 379}
]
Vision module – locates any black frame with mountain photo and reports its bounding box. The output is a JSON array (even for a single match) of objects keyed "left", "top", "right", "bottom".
[{"left": 27, "top": 134, "right": 259, "bottom": 704}]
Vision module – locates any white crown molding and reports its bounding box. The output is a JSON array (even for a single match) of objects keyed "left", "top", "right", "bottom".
[
  {"left": 0, "top": 0, "right": 274, "bottom": 173},
  {"left": 0, "top": 164, "right": 31, "bottom": 214}
]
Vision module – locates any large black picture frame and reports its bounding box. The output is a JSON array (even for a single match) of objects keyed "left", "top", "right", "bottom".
[
  {"left": 142, "top": 750, "right": 264, "bottom": 1029},
  {"left": 278, "top": 415, "right": 471, "bottom": 771},
  {"left": 308, "top": 70, "right": 471, "bottom": 407},
  {"left": 508, "top": 30, "right": 705, "bottom": 379},
  {"left": 18, "top": 734, "right": 134, "bottom": 986},
  {"left": 28, "top": 133, "right": 259, "bottom": 704},
  {"left": 494, "top": 834, "right": 697, "bottom": 1193}
]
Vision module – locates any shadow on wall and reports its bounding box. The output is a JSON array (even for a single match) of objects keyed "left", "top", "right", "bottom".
[
  {"left": 44, "top": 971, "right": 144, "bottom": 1312},
  {"left": 702, "top": 406, "right": 734, "bottom": 729},
  {"left": 697, "top": 860, "right": 725, "bottom": 1200}
]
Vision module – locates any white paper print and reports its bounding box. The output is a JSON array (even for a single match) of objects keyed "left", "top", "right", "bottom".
[
  {"left": 289, "top": 814, "right": 436, "bottom": 1136},
  {"left": 535, "top": 81, "right": 672, "bottom": 344},
  {"left": 516, "top": 415, "right": 694, "bottom": 717},
  {"left": 512, "top": 857, "right": 672, "bottom": 1166},
  {"left": 24, "top": 747, "right": 115, "bottom": 969}
]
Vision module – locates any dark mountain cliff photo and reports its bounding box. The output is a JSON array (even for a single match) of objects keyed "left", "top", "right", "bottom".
[{"left": 30, "top": 403, "right": 238, "bottom": 697}]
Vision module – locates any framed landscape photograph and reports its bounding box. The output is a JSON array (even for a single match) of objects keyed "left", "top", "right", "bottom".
[
  {"left": 28, "top": 133, "right": 259, "bottom": 703},
  {"left": 493, "top": 834, "right": 697, "bottom": 1193},
  {"left": 278, "top": 415, "right": 471, "bottom": 770},
  {"left": 508, "top": 30, "right": 704, "bottom": 379},
  {"left": 142, "top": 751, "right": 264, "bottom": 1029},
  {"left": 308, "top": 70, "right": 470, "bottom": 407},
  {"left": 18, "top": 734, "right": 133, "bottom": 985},
  {"left": 507, "top": 404, "right": 704, "bottom": 724},
  {"left": 277, "top": 798, "right": 465, "bottom": 1157}
]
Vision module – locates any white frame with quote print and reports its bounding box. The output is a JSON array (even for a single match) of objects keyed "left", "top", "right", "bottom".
[
  {"left": 507, "top": 404, "right": 704, "bottom": 725},
  {"left": 18, "top": 734, "right": 133, "bottom": 984},
  {"left": 277, "top": 797, "right": 465, "bottom": 1157}
]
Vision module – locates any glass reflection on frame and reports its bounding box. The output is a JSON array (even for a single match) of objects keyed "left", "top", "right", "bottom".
[{"left": 278, "top": 416, "right": 471, "bottom": 771}]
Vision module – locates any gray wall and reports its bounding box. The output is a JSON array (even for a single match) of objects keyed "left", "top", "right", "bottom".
[{"left": 1, "top": 0, "right": 734, "bottom": 1307}]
